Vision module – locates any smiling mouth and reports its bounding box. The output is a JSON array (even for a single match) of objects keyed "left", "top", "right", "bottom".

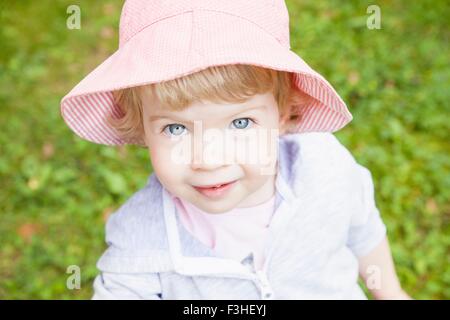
[
  {"left": 192, "top": 180, "right": 237, "bottom": 198},
  {"left": 194, "top": 181, "right": 235, "bottom": 188}
]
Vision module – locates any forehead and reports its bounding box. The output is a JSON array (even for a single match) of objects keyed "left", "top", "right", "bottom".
[{"left": 144, "top": 92, "right": 276, "bottom": 121}]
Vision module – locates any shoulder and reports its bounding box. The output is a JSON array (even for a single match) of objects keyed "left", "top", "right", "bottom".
[
  {"left": 278, "top": 132, "right": 368, "bottom": 212},
  {"left": 281, "top": 132, "right": 356, "bottom": 166},
  {"left": 97, "top": 174, "right": 172, "bottom": 273},
  {"left": 104, "top": 174, "right": 165, "bottom": 248},
  {"left": 279, "top": 132, "right": 358, "bottom": 183}
]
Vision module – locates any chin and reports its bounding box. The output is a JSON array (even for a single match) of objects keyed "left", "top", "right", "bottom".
[{"left": 194, "top": 199, "right": 239, "bottom": 214}]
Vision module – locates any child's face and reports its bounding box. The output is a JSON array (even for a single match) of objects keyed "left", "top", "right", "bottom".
[{"left": 142, "top": 92, "right": 280, "bottom": 213}]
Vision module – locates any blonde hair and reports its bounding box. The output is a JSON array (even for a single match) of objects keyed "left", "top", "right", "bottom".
[{"left": 107, "top": 64, "right": 309, "bottom": 145}]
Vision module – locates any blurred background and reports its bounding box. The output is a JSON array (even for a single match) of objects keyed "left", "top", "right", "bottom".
[{"left": 0, "top": 0, "right": 448, "bottom": 299}]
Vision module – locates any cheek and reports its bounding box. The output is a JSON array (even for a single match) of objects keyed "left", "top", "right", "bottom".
[
  {"left": 240, "top": 164, "right": 273, "bottom": 186},
  {"left": 148, "top": 143, "right": 185, "bottom": 186}
]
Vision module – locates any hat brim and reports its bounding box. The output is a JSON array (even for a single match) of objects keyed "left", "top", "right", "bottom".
[{"left": 61, "top": 10, "right": 352, "bottom": 146}]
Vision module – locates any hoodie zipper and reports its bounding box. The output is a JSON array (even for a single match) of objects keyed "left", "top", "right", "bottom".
[{"left": 162, "top": 172, "right": 296, "bottom": 299}]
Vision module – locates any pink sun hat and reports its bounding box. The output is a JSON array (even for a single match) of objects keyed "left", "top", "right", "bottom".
[{"left": 60, "top": 0, "right": 353, "bottom": 146}]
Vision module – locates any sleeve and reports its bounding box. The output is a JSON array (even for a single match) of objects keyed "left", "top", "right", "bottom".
[
  {"left": 92, "top": 272, "right": 163, "bottom": 300},
  {"left": 92, "top": 198, "right": 166, "bottom": 300},
  {"left": 346, "top": 162, "right": 387, "bottom": 258}
]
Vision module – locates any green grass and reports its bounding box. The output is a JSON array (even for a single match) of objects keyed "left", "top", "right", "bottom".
[{"left": 0, "top": 1, "right": 449, "bottom": 299}]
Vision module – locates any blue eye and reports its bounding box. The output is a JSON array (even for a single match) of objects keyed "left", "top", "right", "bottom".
[
  {"left": 231, "top": 118, "right": 253, "bottom": 130},
  {"left": 163, "top": 124, "right": 187, "bottom": 136}
]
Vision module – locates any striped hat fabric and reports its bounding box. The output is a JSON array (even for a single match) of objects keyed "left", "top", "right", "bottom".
[{"left": 60, "top": 0, "right": 353, "bottom": 146}]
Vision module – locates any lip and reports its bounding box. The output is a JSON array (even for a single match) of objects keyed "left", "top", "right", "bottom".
[{"left": 192, "top": 180, "right": 237, "bottom": 199}]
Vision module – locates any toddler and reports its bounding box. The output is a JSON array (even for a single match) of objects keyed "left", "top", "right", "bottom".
[{"left": 60, "top": 0, "right": 411, "bottom": 300}]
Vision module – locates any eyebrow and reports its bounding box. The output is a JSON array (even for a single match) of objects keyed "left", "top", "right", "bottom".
[{"left": 148, "top": 105, "right": 267, "bottom": 123}]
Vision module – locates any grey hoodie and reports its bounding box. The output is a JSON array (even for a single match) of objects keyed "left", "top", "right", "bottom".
[{"left": 92, "top": 132, "right": 387, "bottom": 299}]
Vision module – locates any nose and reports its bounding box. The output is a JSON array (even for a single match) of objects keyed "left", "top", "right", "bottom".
[
  {"left": 190, "top": 130, "right": 231, "bottom": 171},
  {"left": 190, "top": 145, "right": 229, "bottom": 171},
  {"left": 191, "top": 160, "right": 227, "bottom": 171}
]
